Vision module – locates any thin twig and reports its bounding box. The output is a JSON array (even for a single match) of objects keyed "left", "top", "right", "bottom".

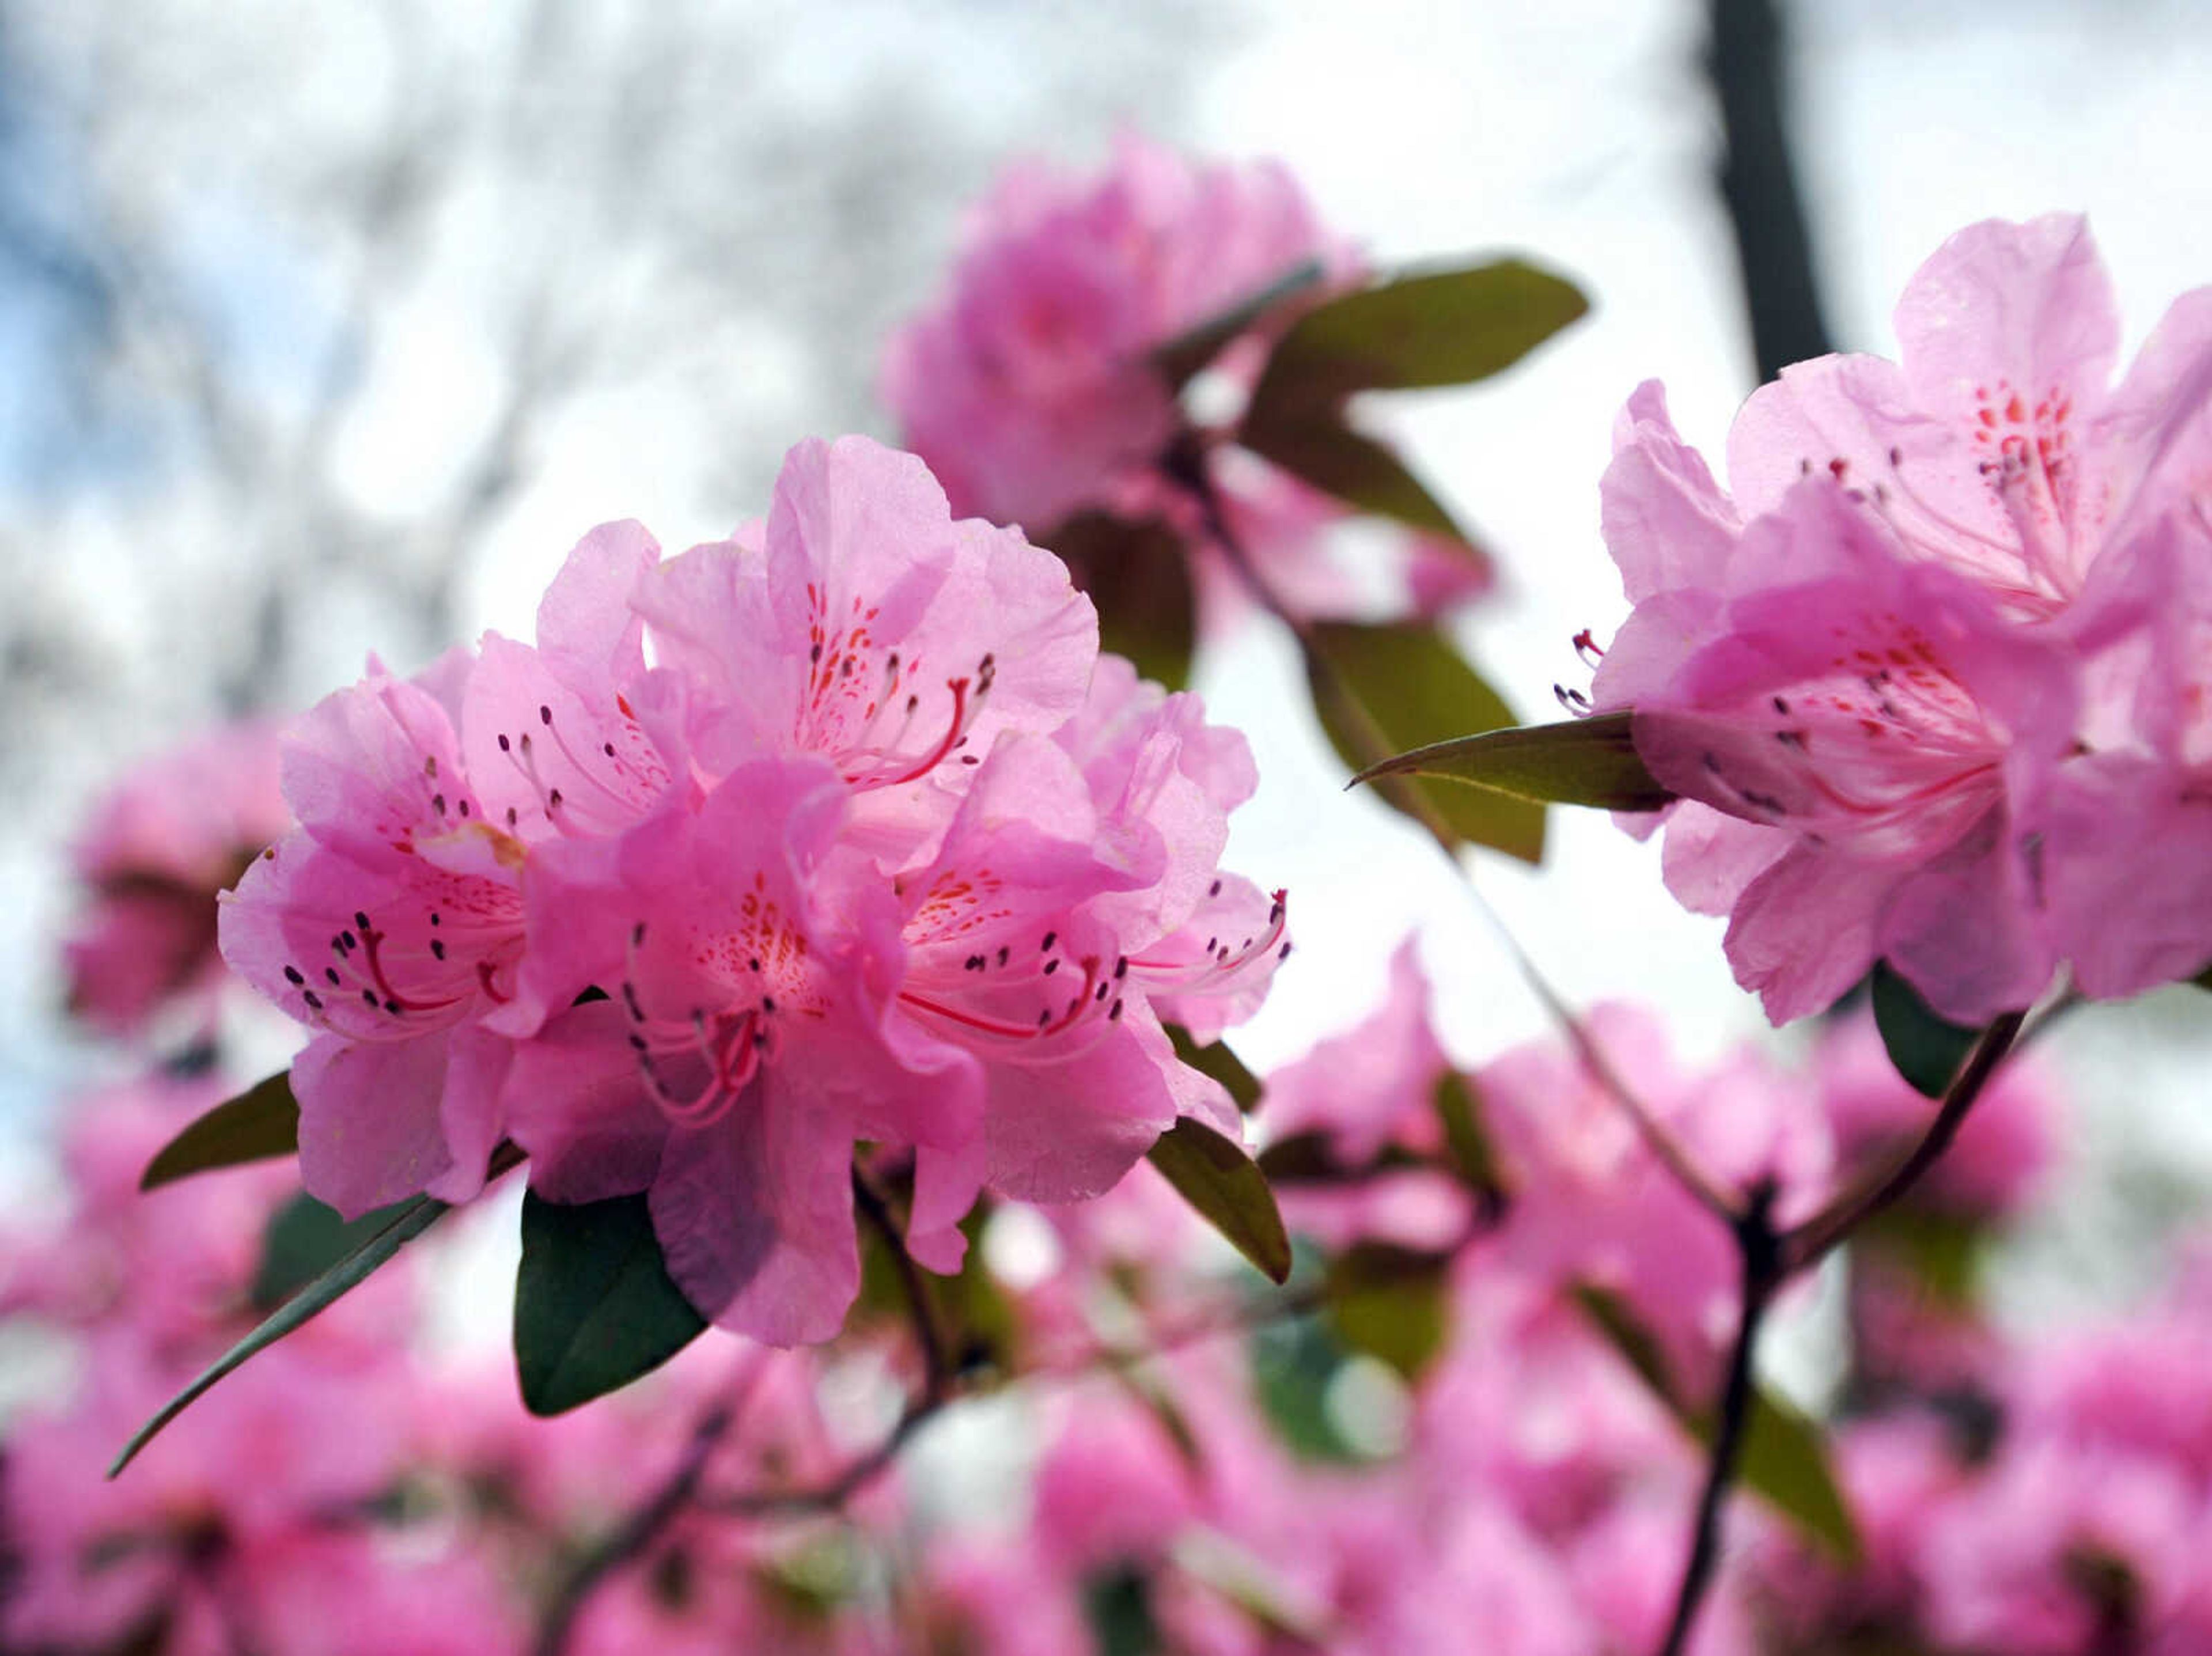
[
  {"left": 1658, "top": 1184, "right": 1781, "bottom": 1656},
  {"left": 1162, "top": 431, "right": 1742, "bottom": 1225},
  {"left": 531, "top": 1394, "right": 743, "bottom": 1656},
  {"left": 850, "top": 1169, "right": 949, "bottom": 1400},
  {"left": 692, "top": 1171, "right": 954, "bottom": 1521},
  {"left": 1782, "top": 1010, "right": 2026, "bottom": 1272}
]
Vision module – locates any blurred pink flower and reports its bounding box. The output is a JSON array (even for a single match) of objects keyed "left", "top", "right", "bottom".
[
  {"left": 1476, "top": 1003, "right": 1832, "bottom": 1396},
  {"left": 63, "top": 720, "right": 289, "bottom": 1036},
  {"left": 1259, "top": 938, "right": 1476, "bottom": 1252},
  {"left": 1815, "top": 1009, "right": 2061, "bottom": 1221},
  {"left": 884, "top": 134, "right": 1490, "bottom": 630}
]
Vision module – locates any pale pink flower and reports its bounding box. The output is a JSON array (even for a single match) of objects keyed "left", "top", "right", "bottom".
[
  {"left": 1596, "top": 437, "right": 2076, "bottom": 1024},
  {"left": 63, "top": 721, "right": 289, "bottom": 1034},
  {"left": 1725, "top": 214, "right": 2210, "bottom": 616},
  {"left": 1597, "top": 214, "right": 2212, "bottom": 1020}
]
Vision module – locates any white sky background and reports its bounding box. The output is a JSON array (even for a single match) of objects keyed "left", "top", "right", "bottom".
[{"left": 6, "top": 0, "right": 2212, "bottom": 1325}]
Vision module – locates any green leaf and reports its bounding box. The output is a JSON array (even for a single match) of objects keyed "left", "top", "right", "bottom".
[
  {"left": 1249, "top": 257, "right": 1588, "bottom": 414},
  {"left": 1044, "top": 513, "right": 1197, "bottom": 692},
  {"left": 111, "top": 1193, "right": 452, "bottom": 1476},
  {"left": 1165, "top": 1022, "right": 1263, "bottom": 1114},
  {"left": 1325, "top": 1242, "right": 1452, "bottom": 1381},
  {"left": 514, "top": 1190, "right": 709, "bottom": 1416},
  {"left": 139, "top": 1070, "right": 300, "bottom": 1191},
  {"left": 1249, "top": 1314, "right": 1361, "bottom": 1464},
  {"left": 1872, "top": 962, "right": 1983, "bottom": 1099},
  {"left": 1081, "top": 1565, "right": 1163, "bottom": 1656},
  {"left": 1148, "top": 257, "right": 1327, "bottom": 390},
  {"left": 251, "top": 1192, "right": 412, "bottom": 1310},
  {"left": 1305, "top": 622, "right": 1546, "bottom": 863},
  {"left": 1254, "top": 1131, "right": 1432, "bottom": 1185},
  {"left": 1239, "top": 415, "right": 1471, "bottom": 543},
  {"left": 1349, "top": 711, "right": 1674, "bottom": 813},
  {"left": 1860, "top": 1209, "right": 1984, "bottom": 1308},
  {"left": 1574, "top": 1284, "right": 1860, "bottom": 1560},
  {"left": 1572, "top": 1283, "right": 1676, "bottom": 1397},
  {"left": 1146, "top": 1117, "right": 1292, "bottom": 1284},
  {"left": 1737, "top": 1386, "right": 1862, "bottom": 1563},
  {"left": 1430, "top": 1071, "right": 1505, "bottom": 1196},
  {"left": 1254, "top": 1130, "right": 1344, "bottom": 1183}
]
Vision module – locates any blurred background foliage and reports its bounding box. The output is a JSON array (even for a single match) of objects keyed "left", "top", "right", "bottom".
[{"left": 5, "top": 0, "right": 2212, "bottom": 1344}]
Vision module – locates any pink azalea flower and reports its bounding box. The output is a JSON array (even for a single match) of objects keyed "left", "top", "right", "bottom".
[
  {"left": 2020, "top": 509, "right": 2212, "bottom": 997},
  {"left": 884, "top": 133, "right": 1487, "bottom": 629},
  {"left": 1413, "top": 1269, "right": 1687, "bottom": 1541},
  {"left": 1, "top": 1332, "right": 421, "bottom": 1654},
  {"left": 2, "top": 1078, "right": 417, "bottom": 1367},
  {"left": 884, "top": 132, "right": 1345, "bottom": 537},
  {"left": 63, "top": 720, "right": 289, "bottom": 1035},
  {"left": 1596, "top": 214, "right": 2212, "bottom": 1020},
  {"left": 1724, "top": 214, "right": 2208, "bottom": 617},
  {"left": 211, "top": 434, "right": 1290, "bottom": 1345},
  {"left": 1921, "top": 1438, "right": 2200, "bottom": 1655},
  {"left": 1596, "top": 433, "right": 2077, "bottom": 1023},
  {"left": 219, "top": 518, "right": 692, "bottom": 1222},
  {"left": 219, "top": 649, "right": 532, "bottom": 1218}
]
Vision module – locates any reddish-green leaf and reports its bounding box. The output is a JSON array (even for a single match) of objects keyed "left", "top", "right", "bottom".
[
  {"left": 1249, "top": 256, "right": 1588, "bottom": 416},
  {"left": 1166, "top": 1022, "right": 1264, "bottom": 1115},
  {"left": 1871, "top": 961, "right": 1984, "bottom": 1100},
  {"left": 1146, "top": 1118, "right": 1291, "bottom": 1284},
  {"left": 1349, "top": 711, "right": 1674, "bottom": 813},
  {"left": 1044, "top": 513, "right": 1197, "bottom": 691},
  {"left": 1240, "top": 416, "right": 1471, "bottom": 544},
  {"left": 1305, "top": 622, "right": 1546, "bottom": 863},
  {"left": 140, "top": 1070, "right": 300, "bottom": 1191}
]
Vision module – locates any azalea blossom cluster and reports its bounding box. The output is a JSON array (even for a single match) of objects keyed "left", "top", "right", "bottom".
[
  {"left": 213, "top": 435, "right": 1285, "bottom": 1343},
  {"left": 884, "top": 132, "right": 1490, "bottom": 628},
  {"left": 22, "top": 908, "right": 2192, "bottom": 1656},
  {"left": 1593, "top": 215, "right": 2212, "bottom": 1023}
]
